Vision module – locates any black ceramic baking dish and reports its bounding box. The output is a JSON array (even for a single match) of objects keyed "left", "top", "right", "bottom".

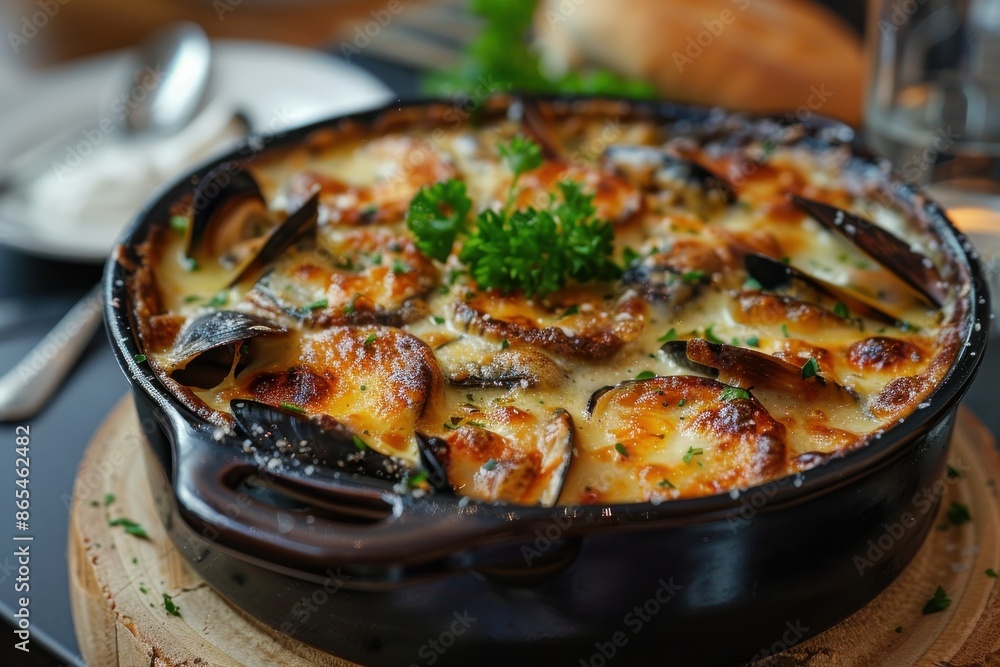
[{"left": 104, "top": 97, "right": 989, "bottom": 667}]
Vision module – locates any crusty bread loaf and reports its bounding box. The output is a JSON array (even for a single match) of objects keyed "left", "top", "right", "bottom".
[{"left": 534, "top": 0, "right": 863, "bottom": 124}]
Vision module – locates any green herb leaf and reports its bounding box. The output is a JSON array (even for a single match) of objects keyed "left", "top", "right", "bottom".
[
  {"left": 407, "top": 469, "right": 429, "bottom": 488},
  {"left": 657, "top": 328, "right": 678, "bottom": 343},
  {"left": 921, "top": 585, "right": 951, "bottom": 615},
  {"left": 352, "top": 434, "right": 367, "bottom": 451},
  {"left": 677, "top": 398, "right": 686, "bottom": 407},
  {"left": 103, "top": 493, "right": 115, "bottom": 507},
  {"left": 682, "top": 446, "right": 704, "bottom": 464},
  {"left": 946, "top": 464, "right": 964, "bottom": 479},
  {"left": 635, "top": 370, "right": 657, "bottom": 381},
  {"left": 986, "top": 568, "right": 998, "bottom": 578},
  {"left": 163, "top": 593, "right": 181, "bottom": 617},
  {"left": 614, "top": 442, "right": 629, "bottom": 458},
  {"left": 108, "top": 517, "right": 149, "bottom": 540},
  {"left": 432, "top": 315, "right": 445, "bottom": 325},
  {"left": 946, "top": 501, "right": 971, "bottom": 527},
  {"left": 658, "top": 479, "right": 676, "bottom": 489},
  {"left": 681, "top": 270, "right": 705, "bottom": 284},
  {"left": 720, "top": 386, "right": 750, "bottom": 401},
  {"left": 833, "top": 301, "right": 850, "bottom": 319},
  {"left": 133, "top": 353, "right": 147, "bottom": 363},
  {"left": 170, "top": 215, "right": 189, "bottom": 233},
  {"left": 499, "top": 135, "right": 542, "bottom": 183},
  {"left": 781, "top": 323, "right": 790, "bottom": 338},
  {"left": 801, "top": 357, "right": 820, "bottom": 380},
  {"left": 482, "top": 459, "right": 497, "bottom": 471},
  {"left": 406, "top": 179, "right": 472, "bottom": 262},
  {"left": 279, "top": 402, "right": 305, "bottom": 414},
  {"left": 301, "top": 298, "right": 328, "bottom": 314},
  {"left": 743, "top": 277, "right": 763, "bottom": 290},
  {"left": 704, "top": 324, "right": 725, "bottom": 345},
  {"left": 501, "top": 339, "right": 510, "bottom": 349},
  {"left": 458, "top": 180, "right": 621, "bottom": 297},
  {"left": 745, "top": 336, "right": 760, "bottom": 347},
  {"left": 363, "top": 333, "right": 378, "bottom": 348},
  {"left": 206, "top": 292, "right": 228, "bottom": 308},
  {"left": 392, "top": 259, "right": 411, "bottom": 275}
]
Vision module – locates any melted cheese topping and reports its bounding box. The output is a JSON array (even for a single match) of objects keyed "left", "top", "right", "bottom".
[{"left": 140, "top": 106, "right": 964, "bottom": 506}]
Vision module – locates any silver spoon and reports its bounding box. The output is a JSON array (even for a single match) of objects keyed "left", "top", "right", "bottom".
[{"left": 0, "top": 23, "right": 212, "bottom": 422}]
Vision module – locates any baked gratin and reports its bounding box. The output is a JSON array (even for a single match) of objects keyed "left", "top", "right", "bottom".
[{"left": 129, "top": 99, "right": 969, "bottom": 507}]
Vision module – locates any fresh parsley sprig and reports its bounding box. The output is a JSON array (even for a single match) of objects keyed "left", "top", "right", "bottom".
[
  {"left": 405, "top": 179, "right": 473, "bottom": 262},
  {"left": 406, "top": 137, "right": 621, "bottom": 298}
]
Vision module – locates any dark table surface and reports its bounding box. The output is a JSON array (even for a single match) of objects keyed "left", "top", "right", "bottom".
[{"left": 3, "top": 34, "right": 999, "bottom": 667}]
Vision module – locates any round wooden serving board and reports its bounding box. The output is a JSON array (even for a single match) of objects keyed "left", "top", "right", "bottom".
[{"left": 69, "top": 399, "right": 1000, "bottom": 667}]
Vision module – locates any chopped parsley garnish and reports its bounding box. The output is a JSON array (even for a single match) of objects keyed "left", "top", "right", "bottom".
[
  {"left": 108, "top": 517, "right": 149, "bottom": 540},
  {"left": 280, "top": 402, "right": 305, "bottom": 414},
  {"left": 392, "top": 259, "right": 411, "bottom": 275},
  {"left": 946, "top": 502, "right": 971, "bottom": 527},
  {"left": 432, "top": 315, "right": 445, "bottom": 325},
  {"left": 677, "top": 398, "right": 686, "bottom": 407},
  {"left": 183, "top": 294, "right": 201, "bottom": 304},
  {"left": 614, "top": 442, "right": 629, "bottom": 458},
  {"left": 501, "top": 339, "right": 510, "bottom": 349},
  {"left": 407, "top": 470, "right": 429, "bottom": 488},
  {"left": 622, "top": 246, "right": 641, "bottom": 267},
  {"left": 103, "top": 493, "right": 115, "bottom": 507},
  {"left": 681, "top": 270, "right": 705, "bottom": 284},
  {"left": 720, "top": 386, "right": 750, "bottom": 401},
  {"left": 363, "top": 333, "right": 378, "bottom": 348},
  {"left": 139, "top": 585, "right": 148, "bottom": 594},
  {"left": 301, "top": 298, "right": 328, "bottom": 314},
  {"left": 133, "top": 353, "right": 147, "bottom": 363},
  {"left": 182, "top": 257, "right": 199, "bottom": 272},
  {"left": 745, "top": 336, "right": 760, "bottom": 347},
  {"left": 682, "top": 447, "right": 704, "bottom": 464},
  {"left": 482, "top": 459, "right": 497, "bottom": 471},
  {"left": 986, "top": 568, "right": 998, "bottom": 578},
  {"left": 833, "top": 301, "right": 850, "bottom": 319},
  {"left": 781, "top": 323, "right": 790, "bottom": 338},
  {"left": 704, "top": 324, "right": 725, "bottom": 345},
  {"left": 635, "top": 370, "right": 656, "bottom": 381},
  {"left": 946, "top": 464, "right": 964, "bottom": 479},
  {"left": 407, "top": 137, "right": 621, "bottom": 297},
  {"left": 170, "top": 215, "right": 189, "bottom": 233},
  {"left": 900, "top": 321, "right": 921, "bottom": 333},
  {"left": 207, "top": 292, "right": 228, "bottom": 308},
  {"left": 658, "top": 479, "right": 676, "bottom": 489},
  {"left": 561, "top": 305, "right": 581, "bottom": 318},
  {"left": 405, "top": 179, "right": 472, "bottom": 262},
  {"left": 743, "top": 277, "right": 763, "bottom": 290},
  {"left": 163, "top": 593, "right": 181, "bottom": 617},
  {"left": 801, "top": 357, "right": 820, "bottom": 380},
  {"left": 352, "top": 434, "right": 367, "bottom": 451},
  {"left": 657, "top": 328, "right": 678, "bottom": 343},
  {"left": 921, "top": 586, "right": 951, "bottom": 615}
]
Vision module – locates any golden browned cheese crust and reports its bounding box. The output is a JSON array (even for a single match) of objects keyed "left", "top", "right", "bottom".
[{"left": 132, "top": 99, "right": 971, "bottom": 506}]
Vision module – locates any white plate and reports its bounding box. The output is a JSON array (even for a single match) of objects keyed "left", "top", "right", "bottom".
[{"left": 0, "top": 40, "right": 392, "bottom": 263}]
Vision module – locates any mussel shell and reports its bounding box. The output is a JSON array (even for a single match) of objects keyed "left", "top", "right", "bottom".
[
  {"left": 169, "top": 311, "right": 285, "bottom": 366},
  {"left": 603, "top": 145, "right": 736, "bottom": 203},
  {"left": 187, "top": 162, "right": 268, "bottom": 258},
  {"left": 790, "top": 194, "right": 945, "bottom": 307},
  {"left": 417, "top": 410, "right": 574, "bottom": 508},
  {"left": 744, "top": 253, "right": 901, "bottom": 324},
  {"left": 658, "top": 340, "right": 719, "bottom": 377},
  {"left": 230, "top": 399, "right": 407, "bottom": 484},
  {"left": 227, "top": 191, "right": 320, "bottom": 287}
]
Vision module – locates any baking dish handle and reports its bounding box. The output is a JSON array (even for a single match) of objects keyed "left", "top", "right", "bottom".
[{"left": 169, "top": 418, "right": 537, "bottom": 574}]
